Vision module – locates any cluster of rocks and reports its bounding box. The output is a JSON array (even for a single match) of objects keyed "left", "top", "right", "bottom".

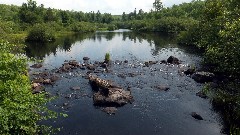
[{"left": 31, "top": 71, "right": 59, "bottom": 94}]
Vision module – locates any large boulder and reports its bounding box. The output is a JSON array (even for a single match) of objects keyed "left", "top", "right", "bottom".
[
  {"left": 192, "top": 71, "right": 215, "bottom": 83},
  {"left": 167, "top": 56, "right": 180, "bottom": 64},
  {"left": 93, "top": 88, "right": 133, "bottom": 106},
  {"left": 89, "top": 75, "right": 133, "bottom": 107}
]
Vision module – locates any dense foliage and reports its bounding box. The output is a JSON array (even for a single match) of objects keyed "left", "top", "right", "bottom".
[
  {"left": 179, "top": 0, "right": 240, "bottom": 76},
  {"left": 0, "top": 40, "right": 57, "bottom": 134},
  {"left": 26, "top": 24, "right": 56, "bottom": 42}
]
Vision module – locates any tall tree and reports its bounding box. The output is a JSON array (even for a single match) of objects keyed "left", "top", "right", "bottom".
[
  {"left": 153, "top": 0, "right": 163, "bottom": 12},
  {"left": 19, "top": 0, "right": 44, "bottom": 24}
]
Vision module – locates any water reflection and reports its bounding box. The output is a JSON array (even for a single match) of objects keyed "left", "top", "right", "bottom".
[
  {"left": 25, "top": 30, "right": 205, "bottom": 70},
  {"left": 25, "top": 30, "right": 179, "bottom": 60}
]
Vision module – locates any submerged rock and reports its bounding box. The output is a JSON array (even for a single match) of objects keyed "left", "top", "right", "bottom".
[
  {"left": 167, "top": 56, "right": 180, "bottom": 64},
  {"left": 191, "top": 112, "right": 203, "bottom": 120},
  {"left": 192, "top": 71, "right": 215, "bottom": 83},
  {"left": 70, "top": 86, "right": 81, "bottom": 90},
  {"left": 101, "top": 107, "right": 118, "bottom": 115},
  {"left": 155, "top": 85, "right": 170, "bottom": 91},
  {"left": 30, "top": 63, "right": 43, "bottom": 68}
]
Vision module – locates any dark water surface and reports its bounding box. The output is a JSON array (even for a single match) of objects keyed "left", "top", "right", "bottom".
[{"left": 27, "top": 30, "right": 223, "bottom": 135}]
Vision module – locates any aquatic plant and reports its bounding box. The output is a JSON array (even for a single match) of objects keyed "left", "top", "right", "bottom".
[{"left": 104, "top": 52, "right": 110, "bottom": 63}]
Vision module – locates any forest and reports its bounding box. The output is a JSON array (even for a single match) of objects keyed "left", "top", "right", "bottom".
[{"left": 0, "top": 0, "right": 240, "bottom": 134}]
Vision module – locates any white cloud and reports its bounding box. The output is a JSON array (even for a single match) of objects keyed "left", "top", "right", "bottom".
[{"left": 0, "top": 0, "right": 192, "bottom": 15}]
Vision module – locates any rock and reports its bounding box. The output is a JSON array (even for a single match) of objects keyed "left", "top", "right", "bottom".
[
  {"left": 160, "top": 60, "right": 167, "bottom": 64},
  {"left": 117, "top": 74, "right": 126, "bottom": 79},
  {"left": 89, "top": 75, "right": 133, "bottom": 106},
  {"left": 144, "top": 61, "right": 149, "bottom": 67},
  {"left": 63, "top": 103, "right": 69, "bottom": 106},
  {"left": 93, "top": 88, "right": 133, "bottom": 106},
  {"left": 30, "top": 63, "right": 43, "bottom": 68},
  {"left": 128, "top": 73, "right": 137, "bottom": 77},
  {"left": 115, "top": 60, "right": 121, "bottom": 65},
  {"left": 184, "top": 68, "right": 196, "bottom": 75},
  {"left": 32, "top": 83, "right": 40, "bottom": 89},
  {"left": 100, "top": 63, "right": 108, "bottom": 68},
  {"left": 68, "top": 60, "right": 79, "bottom": 67},
  {"left": 39, "top": 71, "right": 49, "bottom": 77},
  {"left": 32, "top": 78, "right": 44, "bottom": 83},
  {"left": 87, "top": 64, "right": 95, "bottom": 70},
  {"left": 83, "top": 57, "right": 90, "bottom": 61},
  {"left": 50, "top": 75, "right": 59, "bottom": 82},
  {"left": 124, "top": 60, "right": 128, "bottom": 63},
  {"left": 70, "top": 86, "right": 81, "bottom": 90},
  {"left": 167, "top": 56, "right": 180, "bottom": 64},
  {"left": 32, "top": 85, "right": 45, "bottom": 94},
  {"left": 196, "top": 91, "right": 207, "bottom": 99},
  {"left": 155, "top": 85, "right": 170, "bottom": 91},
  {"left": 191, "top": 112, "right": 203, "bottom": 120},
  {"left": 59, "top": 63, "right": 73, "bottom": 72},
  {"left": 101, "top": 107, "right": 117, "bottom": 115},
  {"left": 192, "top": 71, "right": 215, "bottom": 83},
  {"left": 43, "top": 79, "right": 52, "bottom": 84},
  {"left": 149, "top": 61, "right": 158, "bottom": 65}
]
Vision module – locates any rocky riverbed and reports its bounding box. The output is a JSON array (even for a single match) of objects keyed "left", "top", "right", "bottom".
[{"left": 29, "top": 55, "right": 222, "bottom": 135}]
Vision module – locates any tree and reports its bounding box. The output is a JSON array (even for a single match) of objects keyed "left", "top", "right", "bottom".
[
  {"left": 153, "top": 0, "right": 163, "bottom": 12},
  {"left": 122, "top": 12, "right": 127, "bottom": 21},
  {"left": 18, "top": 0, "right": 44, "bottom": 24},
  {"left": 96, "top": 10, "right": 102, "bottom": 23},
  {"left": 44, "top": 8, "right": 56, "bottom": 22}
]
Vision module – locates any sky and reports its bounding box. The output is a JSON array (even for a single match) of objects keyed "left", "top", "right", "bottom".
[{"left": 0, "top": 0, "right": 193, "bottom": 15}]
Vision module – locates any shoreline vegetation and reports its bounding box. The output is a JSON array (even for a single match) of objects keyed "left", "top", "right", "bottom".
[{"left": 0, "top": 0, "right": 240, "bottom": 134}]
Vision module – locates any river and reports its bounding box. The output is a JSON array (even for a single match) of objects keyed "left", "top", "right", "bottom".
[{"left": 26, "top": 30, "right": 223, "bottom": 135}]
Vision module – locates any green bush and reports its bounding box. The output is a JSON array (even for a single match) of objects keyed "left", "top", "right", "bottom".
[
  {"left": 26, "top": 24, "right": 56, "bottom": 43},
  {"left": 107, "top": 24, "right": 117, "bottom": 31},
  {"left": 0, "top": 40, "right": 57, "bottom": 134},
  {"left": 70, "top": 22, "right": 96, "bottom": 33}
]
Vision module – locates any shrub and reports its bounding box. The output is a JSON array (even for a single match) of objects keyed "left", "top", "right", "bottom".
[
  {"left": 26, "top": 24, "right": 56, "bottom": 43},
  {"left": 0, "top": 40, "right": 57, "bottom": 134}
]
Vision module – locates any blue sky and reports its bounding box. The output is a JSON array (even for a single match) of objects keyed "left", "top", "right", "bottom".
[{"left": 0, "top": 0, "right": 193, "bottom": 15}]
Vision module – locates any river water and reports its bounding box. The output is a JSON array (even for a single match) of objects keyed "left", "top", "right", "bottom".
[{"left": 27, "top": 30, "right": 223, "bottom": 135}]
